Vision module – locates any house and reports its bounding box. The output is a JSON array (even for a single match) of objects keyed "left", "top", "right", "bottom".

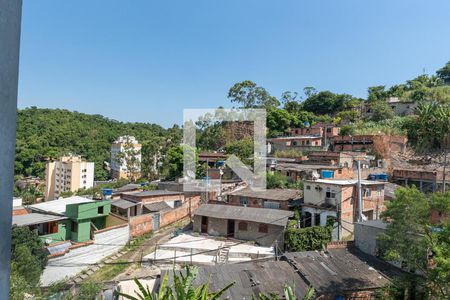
[
  {"left": 392, "top": 168, "right": 450, "bottom": 193},
  {"left": 111, "top": 135, "right": 142, "bottom": 180},
  {"left": 306, "top": 151, "right": 366, "bottom": 168},
  {"left": 330, "top": 135, "right": 407, "bottom": 158},
  {"left": 267, "top": 136, "right": 323, "bottom": 153},
  {"left": 387, "top": 97, "right": 418, "bottom": 116},
  {"left": 12, "top": 213, "right": 70, "bottom": 245},
  {"left": 193, "top": 204, "right": 294, "bottom": 247},
  {"left": 226, "top": 188, "right": 303, "bottom": 210},
  {"left": 302, "top": 179, "right": 385, "bottom": 239},
  {"left": 159, "top": 246, "right": 402, "bottom": 299},
  {"left": 287, "top": 124, "right": 341, "bottom": 138},
  {"left": 44, "top": 155, "right": 94, "bottom": 200},
  {"left": 27, "top": 196, "right": 112, "bottom": 244},
  {"left": 274, "top": 163, "right": 354, "bottom": 181},
  {"left": 111, "top": 183, "right": 143, "bottom": 198},
  {"left": 111, "top": 190, "right": 185, "bottom": 218}
]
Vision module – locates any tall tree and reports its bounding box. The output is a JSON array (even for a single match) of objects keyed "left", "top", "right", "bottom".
[
  {"left": 436, "top": 61, "right": 450, "bottom": 85},
  {"left": 228, "top": 80, "right": 280, "bottom": 108},
  {"left": 378, "top": 187, "right": 450, "bottom": 299}
]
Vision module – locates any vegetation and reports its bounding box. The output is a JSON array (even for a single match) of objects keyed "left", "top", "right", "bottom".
[
  {"left": 285, "top": 224, "right": 333, "bottom": 252},
  {"left": 10, "top": 226, "right": 48, "bottom": 299},
  {"left": 116, "top": 265, "right": 234, "bottom": 300},
  {"left": 378, "top": 187, "right": 450, "bottom": 299},
  {"left": 15, "top": 107, "right": 182, "bottom": 180},
  {"left": 267, "top": 172, "right": 303, "bottom": 190},
  {"left": 257, "top": 285, "right": 315, "bottom": 300}
]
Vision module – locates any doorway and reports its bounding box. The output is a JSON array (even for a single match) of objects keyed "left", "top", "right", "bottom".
[
  {"left": 227, "top": 219, "right": 235, "bottom": 238},
  {"left": 201, "top": 216, "right": 208, "bottom": 233}
]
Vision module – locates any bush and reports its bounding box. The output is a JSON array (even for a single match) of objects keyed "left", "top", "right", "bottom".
[{"left": 285, "top": 226, "right": 332, "bottom": 251}]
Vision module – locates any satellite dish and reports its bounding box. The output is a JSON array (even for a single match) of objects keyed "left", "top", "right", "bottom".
[{"left": 187, "top": 170, "right": 195, "bottom": 179}]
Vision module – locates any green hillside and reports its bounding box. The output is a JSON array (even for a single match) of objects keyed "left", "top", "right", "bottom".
[{"left": 15, "top": 107, "right": 182, "bottom": 180}]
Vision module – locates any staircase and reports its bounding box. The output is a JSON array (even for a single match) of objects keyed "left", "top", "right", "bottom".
[{"left": 217, "top": 242, "right": 232, "bottom": 264}]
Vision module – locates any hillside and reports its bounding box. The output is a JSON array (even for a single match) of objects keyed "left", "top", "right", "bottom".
[{"left": 15, "top": 107, "right": 182, "bottom": 180}]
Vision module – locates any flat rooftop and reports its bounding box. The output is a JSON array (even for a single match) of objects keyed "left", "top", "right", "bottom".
[
  {"left": 29, "top": 196, "right": 94, "bottom": 215},
  {"left": 305, "top": 179, "right": 384, "bottom": 186},
  {"left": 195, "top": 204, "right": 294, "bottom": 226}
]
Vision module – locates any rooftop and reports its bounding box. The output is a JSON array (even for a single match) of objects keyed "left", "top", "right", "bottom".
[
  {"left": 305, "top": 179, "right": 384, "bottom": 186},
  {"left": 144, "top": 201, "right": 172, "bottom": 212},
  {"left": 29, "top": 196, "right": 94, "bottom": 215},
  {"left": 276, "top": 163, "right": 343, "bottom": 171},
  {"left": 113, "top": 183, "right": 142, "bottom": 193},
  {"left": 126, "top": 190, "right": 183, "bottom": 197},
  {"left": 284, "top": 247, "right": 400, "bottom": 294},
  {"left": 12, "top": 213, "right": 68, "bottom": 226},
  {"left": 195, "top": 204, "right": 294, "bottom": 227},
  {"left": 268, "top": 135, "right": 322, "bottom": 141},
  {"left": 111, "top": 198, "right": 138, "bottom": 210},
  {"left": 228, "top": 187, "right": 302, "bottom": 201}
]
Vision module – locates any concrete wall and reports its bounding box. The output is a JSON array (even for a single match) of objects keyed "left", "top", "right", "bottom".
[
  {"left": 66, "top": 200, "right": 111, "bottom": 220},
  {"left": 39, "top": 219, "right": 71, "bottom": 245},
  {"left": 71, "top": 220, "right": 91, "bottom": 242},
  {"left": 228, "top": 195, "right": 290, "bottom": 210},
  {"left": 193, "top": 215, "right": 285, "bottom": 247},
  {"left": 354, "top": 223, "right": 386, "bottom": 256}
]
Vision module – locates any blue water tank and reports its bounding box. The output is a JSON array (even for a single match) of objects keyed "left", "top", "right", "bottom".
[
  {"left": 102, "top": 188, "right": 113, "bottom": 196},
  {"left": 321, "top": 170, "right": 334, "bottom": 179},
  {"left": 378, "top": 173, "right": 388, "bottom": 181},
  {"left": 140, "top": 182, "right": 149, "bottom": 186},
  {"left": 368, "top": 174, "right": 377, "bottom": 180},
  {"left": 216, "top": 160, "right": 225, "bottom": 167}
]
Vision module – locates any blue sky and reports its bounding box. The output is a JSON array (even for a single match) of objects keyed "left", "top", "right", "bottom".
[{"left": 18, "top": 0, "right": 450, "bottom": 127}]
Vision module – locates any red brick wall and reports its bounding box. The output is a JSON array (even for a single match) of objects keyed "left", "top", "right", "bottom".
[
  {"left": 227, "top": 195, "right": 290, "bottom": 210},
  {"left": 129, "top": 196, "right": 201, "bottom": 237},
  {"left": 13, "top": 208, "right": 28, "bottom": 216}
]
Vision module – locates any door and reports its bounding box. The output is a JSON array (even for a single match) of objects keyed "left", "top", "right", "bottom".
[
  {"left": 227, "top": 219, "right": 235, "bottom": 238},
  {"left": 153, "top": 213, "right": 160, "bottom": 230},
  {"left": 201, "top": 216, "right": 208, "bottom": 233}
]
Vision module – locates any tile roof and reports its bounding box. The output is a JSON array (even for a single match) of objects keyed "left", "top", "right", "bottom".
[
  {"left": 12, "top": 213, "right": 68, "bottom": 226},
  {"left": 195, "top": 204, "right": 294, "bottom": 227},
  {"left": 228, "top": 188, "right": 302, "bottom": 201},
  {"left": 28, "top": 196, "right": 94, "bottom": 215}
]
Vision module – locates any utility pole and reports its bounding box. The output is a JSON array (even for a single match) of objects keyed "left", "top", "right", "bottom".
[
  {"left": 357, "top": 160, "right": 363, "bottom": 222},
  {"left": 443, "top": 146, "right": 448, "bottom": 193},
  {"left": 0, "top": 0, "right": 22, "bottom": 297}
]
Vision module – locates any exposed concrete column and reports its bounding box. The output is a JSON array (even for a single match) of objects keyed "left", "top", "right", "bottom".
[{"left": 0, "top": 0, "right": 22, "bottom": 297}]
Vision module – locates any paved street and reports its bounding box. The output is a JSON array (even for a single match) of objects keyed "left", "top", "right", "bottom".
[{"left": 41, "top": 226, "right": 130, "bottom": 286}]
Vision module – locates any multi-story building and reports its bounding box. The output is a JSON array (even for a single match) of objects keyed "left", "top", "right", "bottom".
[
  {"left": 44, "top": 155, "right": 94, "bottom": 200},
  {"left": 111, "top": 135, "right": 142, "bottom": 180},
  {"left": 302, "top": 179, "right": 385, "bottom": 239}
]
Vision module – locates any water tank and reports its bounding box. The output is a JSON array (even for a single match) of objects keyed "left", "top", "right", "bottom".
[
  {"left": 321, "top": 170, "right": 334, "bottom": 179},
  {"left": 368, "top": 174, "right": 377, "bottom": 181},
  {"left": 102, "top": 188, "right": 113, "bottom": 199},
  {"left": 216, "top": 160, "right": 225, "bottom": 167},
  {"left": 378, "top": 173, "right": 388, "bottom": 181}
]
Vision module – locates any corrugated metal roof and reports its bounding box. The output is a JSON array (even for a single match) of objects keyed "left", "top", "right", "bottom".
[
  {"left": 228, "top": 188, "right": 302, "bottom": 201},
  {"left": 29, "top": 196, "right": 94, "bottom": 215},
  {"left": 111, "top": 199, "right": 138, "bottom": 209},
  {"left": 12, "top": 213, "right": 68, "bottom": 226},
  {"left": 131, "top": 190, "right": 182, "bottom": 197},
  {"left": 163, "top": 260, "right": 310, "bottom": 299},
  {"left": 195, "top": 204, "right": 293, "bottom": 226},
  {"left": 144, "top": 201, "right": 172, "bottom": 212},
  {"left": 284, "top": 248, "right": 398, "bottom": 293}
]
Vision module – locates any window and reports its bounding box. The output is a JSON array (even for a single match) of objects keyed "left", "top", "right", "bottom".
[
  {"left": 326, "top": 128, "right": 332, "bottom": 133},
  {"left": 314, "top": 213, "right": 321, "bottom": 226},
  {"left": 238, "top": 222, "right": 248, "bottom": 231},
  {"left": 377, "top": 186, "right": 382, "bottom": 196},
  {"left": 71, "top": 222, "right": 78, "bottom": 232},
  {"left": 258, "top": 224, "right": 268, "bottom": 233},
  {"left": 292, "top": 141, "right": 297, "bottom": 146},
  {"left": 326, "top": 187, "right": 336, "bottom": 199},
  {"left": 240, "top": 197, "right": 248, "bottom": 206},
  {"left": 174, "top": 200, "right": 182, "bottom": 208},
  {"left": 306, "top": 185, "right": 311, "bottom": 190},
  {"left": 364, "top": 188, "right": 372, "bottom": 197},
  {"left": 263, "top": 201, "right": 280, "bottom": 209},
  {"left": 98, "top": 206, "right": 104, "bottom": 214},
  {"left": 338, "top": 169, "right": 342, "bottom": 174}
]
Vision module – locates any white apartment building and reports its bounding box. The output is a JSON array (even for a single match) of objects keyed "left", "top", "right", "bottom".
[
  {"left": 44, "top": 155, "right": 94, "bottom": 200},
  {"left": 111, "top": 135, "right": 142, "bottom": 180}
]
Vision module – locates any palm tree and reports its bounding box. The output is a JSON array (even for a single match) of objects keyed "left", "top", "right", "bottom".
[{"left": 115, "top": 266, "right": 234, "bottom": 300}]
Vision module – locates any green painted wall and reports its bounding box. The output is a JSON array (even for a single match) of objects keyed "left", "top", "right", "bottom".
[
  {"left": 39, "top": 219, "right": 71, "bottom": 245},
  {"left": 70, "top": 220, "right": 91, "bottom": 243},
  {"left": 66, "top": 200, "right": 111, "bottom": 220}
]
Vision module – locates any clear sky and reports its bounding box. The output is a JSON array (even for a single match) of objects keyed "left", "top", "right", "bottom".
[{"left": 18, "top": 0, "right": 450, "bottom": 127}]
